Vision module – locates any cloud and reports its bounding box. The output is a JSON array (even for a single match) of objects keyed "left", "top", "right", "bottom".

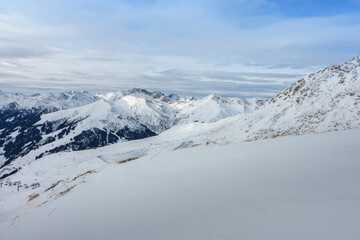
[
  {"left": 0, "top": 0, "right": 359, "bottom": 97},
  {"left": 0, "top": 71, "right": 28, "bottom": 79},
  {"left": 0, "top": 47, "right": 54, "bottom": 59},
  {"left": 160, "top": 69, "right": 302, "bottom": 80}
]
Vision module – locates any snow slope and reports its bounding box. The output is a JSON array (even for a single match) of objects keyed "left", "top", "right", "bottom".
[{"left": 1, "top": 130, "right": 360, "bottom": 240}]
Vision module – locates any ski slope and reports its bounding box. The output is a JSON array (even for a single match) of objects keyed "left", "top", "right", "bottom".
[{"left": 1, "top": 129, "right": 360, "bottom": 240}]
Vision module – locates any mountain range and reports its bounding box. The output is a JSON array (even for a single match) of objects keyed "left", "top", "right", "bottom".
[
  {"left": 0, "top": 55, "right": 359, "bottom": 179},
  {"left": 0, "top": 88, "right": 264, "bottom": 178}
]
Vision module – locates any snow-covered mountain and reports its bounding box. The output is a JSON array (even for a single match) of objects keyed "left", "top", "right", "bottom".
[
  {"left": 0, "top": 89, "right": 263, "bottom": 176},
  {"left": 1, "top": 55, "right": 360, "bottom": 180},
  {"left": 176, "top": 93, "right": 265, "bottom": 123},
  {"left": 192, "top": 55, "right": 360, "bottom": 143},
  {"left": 0, "top": 91, "right": 101, "bottom": 169}
]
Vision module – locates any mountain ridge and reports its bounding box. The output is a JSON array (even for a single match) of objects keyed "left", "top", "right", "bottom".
[
  {"left": 205, "top": 55, "right": 360, "bottom": 142},
  {"left": 1, "top": 55, "right": 360, "bottom": 179},
  {"left": 0, "top": 89, "right": 263, "bottom": 176}
]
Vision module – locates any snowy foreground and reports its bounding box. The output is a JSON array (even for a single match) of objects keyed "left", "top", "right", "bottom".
[{"left": 1, "top": 129, "right": 360, "bottom": 240}]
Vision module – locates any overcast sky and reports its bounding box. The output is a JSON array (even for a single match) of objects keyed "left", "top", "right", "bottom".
[{"left": 0, "top": 0, "right": 360, "bottom": 97}]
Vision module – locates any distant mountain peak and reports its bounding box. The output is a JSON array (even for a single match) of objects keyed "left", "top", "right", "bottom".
[
  {"left": 268, "top": 54, "right": 360, "bottom": 107},
  {"left": 217, "top": 55, "right": 360, "bottom": 142},
  {"left": 3, "top": 102, "right": 19, "bottom": 110},
  {"left": 129, "top": 88, "right": 152, "bottom": 95},
  {"left": 128, "top": 88, "right": 171, "bottom": 103}
]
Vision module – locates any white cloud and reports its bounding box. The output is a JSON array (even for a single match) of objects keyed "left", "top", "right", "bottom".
[{"left": 0, "top": 1, "right": 359, "bottom": 96}]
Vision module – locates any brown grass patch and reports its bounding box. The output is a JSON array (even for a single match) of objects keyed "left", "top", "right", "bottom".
[
  {"left": 117, "top": 157, "right": 139, "bottom": 164},
  {"left": 206, "top": 141, "right": 216, "bottom": 146},
  {"left": 44, "top": 180, "right": 64, "bottom": 192},
  {"left": 271, "top": 134, "right": 280, "bottom": 139},
  {"left": 57, "top": 185, "right": 76, "bottom": 198},
  {"left": 72, "top": 170, "right": 96, "bottom": 182},
  {"left": 28, "top": 193, "right": 40, "bottom": 202},
  {"left": 191, "top": 143, "right": 201, "bottom": 147}
]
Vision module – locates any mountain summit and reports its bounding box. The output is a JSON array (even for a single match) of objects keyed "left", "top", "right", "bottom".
[{"left": 202, "top": 55, "right": 360, "bottom": 142}]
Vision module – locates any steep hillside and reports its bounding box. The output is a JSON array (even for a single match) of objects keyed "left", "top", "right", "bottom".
[{"left": 199, "top": 56, "right": 360, "bottom": 142}]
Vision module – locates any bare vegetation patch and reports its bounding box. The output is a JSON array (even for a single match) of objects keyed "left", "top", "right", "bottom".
[
  {"left": 191, "top": 143, "right": 201, "bottom": 148},
  {"left": 72, "top": 170, "right": 96, "bottom": 182},
  {"left": 28, "top": 193, "right": 40, "bottom": 202},
  {"left": 117, "top": 157, "right": 139, "bottom": 164},
  {"left": 57, "top": 185, "right": 77, "bottom": 198},
  {"left": 206, "top": 141, "right": 216, "bottom": 146},
  {"left": 44, "top": 180, "right": 64, "bottom": 192},
  {"left": 245, "top": 139, "right": 256, "bottom": 142}
]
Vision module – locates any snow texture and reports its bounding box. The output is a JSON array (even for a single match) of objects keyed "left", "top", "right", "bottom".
[{"left": 1, "top": 130, "right": 359, "bottom": 240}]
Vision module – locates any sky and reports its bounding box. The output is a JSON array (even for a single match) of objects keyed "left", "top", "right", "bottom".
[{"left": 0, "top": 0, "right": 360, "bottom": 97}]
